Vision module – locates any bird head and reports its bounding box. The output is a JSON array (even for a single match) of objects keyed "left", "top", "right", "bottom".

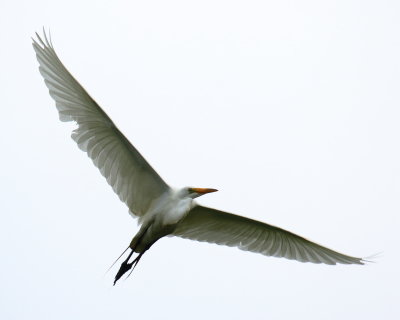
[{"left": 187, "top": 187, "right": 218, "bottom": 199}]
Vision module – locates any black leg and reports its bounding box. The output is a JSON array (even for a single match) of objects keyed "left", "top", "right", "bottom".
[
  {"left": 126, "top": 252, "right": 144, "bottom": 279},
  {"left": 113, "top": 249, "right": 135, "bottom": 285}
]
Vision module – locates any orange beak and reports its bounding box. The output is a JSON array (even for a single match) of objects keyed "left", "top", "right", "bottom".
[{"left": 190, "top": 187, "right": 218, "bottom": 195}]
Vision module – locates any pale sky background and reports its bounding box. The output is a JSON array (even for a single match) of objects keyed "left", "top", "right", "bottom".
[{"left": 1, "top": 0, "right": 399, "bottom": 319}]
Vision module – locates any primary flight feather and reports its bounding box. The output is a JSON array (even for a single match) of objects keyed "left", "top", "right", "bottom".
[{"left": 33, "top": 31, "right": 364, "bottom": 285}]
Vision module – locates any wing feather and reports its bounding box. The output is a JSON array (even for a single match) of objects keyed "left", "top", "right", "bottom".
[
  {"left": 173, "top": 205, "right": 364, "bottom": 265},
  {"left": 33, "top": 31, "right": 170, "bottom": 216}
]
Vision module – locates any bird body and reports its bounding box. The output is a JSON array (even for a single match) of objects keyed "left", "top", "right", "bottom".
[
  {"left": 33, "top": 31, "right": 365, "bottom": 285},
  {"left": 130, "top": 188, "right": 206, "bottom": 253},
  {"left": 138, "top": 188, "right": 193, "bottom": 228}
]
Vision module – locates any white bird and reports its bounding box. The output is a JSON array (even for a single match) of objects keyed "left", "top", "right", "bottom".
[{"left": 33, "top": 31, "right": 365, "bottom": 285}]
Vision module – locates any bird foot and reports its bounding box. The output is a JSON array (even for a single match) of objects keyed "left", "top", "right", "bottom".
[
  {"left": 113, "top": 252, "right": 144, "bottom": 285},
  {"left": 113, "top": 261, "right": 133, "bottom": 285}
]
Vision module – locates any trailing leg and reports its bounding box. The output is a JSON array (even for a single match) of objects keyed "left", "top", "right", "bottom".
[{"left": 113, "top": 250, "right": 145, "bottom": 285}]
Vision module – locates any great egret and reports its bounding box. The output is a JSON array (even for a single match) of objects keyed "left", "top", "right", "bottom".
[{"left": 33, "top": 31, "right": 365, "bottom": 285}]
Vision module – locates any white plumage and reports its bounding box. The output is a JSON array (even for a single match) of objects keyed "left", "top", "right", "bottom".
[{"left": 33, "top": 31, "right": 364, "bottom": 285}]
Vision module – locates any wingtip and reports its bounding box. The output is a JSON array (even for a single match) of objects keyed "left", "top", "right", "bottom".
[
  {"left": 360, "top": 252, "right": 382, "bottom": 265},
  {"left": 32, "top": 27, "right": 54, "bottom": 49}
]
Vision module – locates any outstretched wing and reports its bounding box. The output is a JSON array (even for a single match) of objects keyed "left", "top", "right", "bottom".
[
  {"left": 33, "top": 31, "right": 170, "bottom": 217},
  {"left": 173, "top": 205, "right": 364, "bottom": 265}
]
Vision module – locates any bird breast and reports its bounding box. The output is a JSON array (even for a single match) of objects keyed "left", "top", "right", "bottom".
[
  {"left": 161, "top": 196, "right": 193, "bottom": 226},
  {"left": 139, "top": 190, "right": 195, "bottom": 228}
]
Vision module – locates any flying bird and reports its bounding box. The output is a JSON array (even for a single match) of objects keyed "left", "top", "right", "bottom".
[{"left": 33, "top": 31, "right": 365, "bottom": 285}]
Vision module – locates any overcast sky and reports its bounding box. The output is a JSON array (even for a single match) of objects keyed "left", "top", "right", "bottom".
[{"left": 1, "top": 0, "right": 399, "bottom": 319}]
